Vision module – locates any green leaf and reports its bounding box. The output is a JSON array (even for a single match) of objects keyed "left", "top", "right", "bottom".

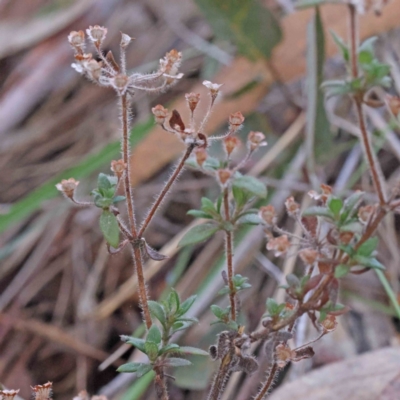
[
  {"left": 159, "top": 343, "right": 180, "bottom": 355},
  {"left": 302, "top": 206, "right": 334, "bottom": 219},
  {"left": 98, "top": 173, "right": 117, "bottom": 191},
  {"left": 194, "top": 0, "right": 282, "bottom": 61},
  {"left": 144, "top": 342, "right": 159, "bottom": 361},
  {"left": 358, "top": 36, "right": 378, "bottom": 55},
  {"left": 177, "top": 346, "right": 209, "bottom": 356},
  {"left": 117, "top": 362, "right": 153, "bottom": 377},
  {"left": 327, "top": 197, "right": 343, "bottom": 217},
  {"left": 232, "top": 185, "right": 250, "bottom": 209},
  {"left": 120, "top": 336, "right": 146, "bottom": 353},
  {"left": 340, "top": 191, "right": 364, "bottom": 222},
  {"left": 112, "top": 195, "right": 126, "bottom": 204},
  {"left": 306, "top": 7, "right": 331, "bottom": 166},
  {"left": 171, "top": 320, "right": 197, "bottom": 333},
  {"left": 203, "top": 157, "right": 220, "bottom": 171},
  {"left": 354, "top": 255, "right": 385, "bottom": 270},
  {"left": 236, "top": 213, "right": 263, "bottom": 225},
  {"left": 146, "top": 325, "right": 162, "bottom": 345},
  {"left": 177, "top": 295, "right": 197, "bottom": 317},
  {"left": 201, "top": 197, "right": 216, "bottom": 214},
  {"left": 232, "top": 176, "right": 267, "bottom": 199},
  {"left": 321, "top": 79, "right": 352, "bottom": 98},
  {"left": 357, "top": 237, "right": 378, "bottom": 257},
  {"left": 148, "top": 301, "right": 166, "bottom": 326},
  {"left": 187, "top": 210, "right": 213, "bottom": 219},
  {"left": 163, "top": 357, "right": 192, "bottom": 368},
  {"left": 100, "top": 210, "right": 120, "bottom": 248},
  {"left": 178, "top": 223, "right": 219, "bottom": 247},
  {"left": 334, "top": 264, "right": 350, "bottom": 278},
  {"left": 330, "top": 30, "right": 349, "bottom": 62},
  {"left": 167, "top": 289, "right": 180, "bottom": 315},
  {"left": 266, "top": 298, "right": 284, "bottom": 316},
  {"left": 210, "top": 304, "right": 226, "bottom": 319}
]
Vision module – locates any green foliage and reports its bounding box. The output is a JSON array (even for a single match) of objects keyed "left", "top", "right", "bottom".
[
  {"left": 210, "top": 304, "right": 238, "bottom": 330},
  {"left": 178, "top": 223, "right": 219, "bottom": 247},
  {"left": 232, "top": 175, "right": 267, "bottom": 199},
  {"left": 99, "top": 210, "right": 119, "bottom": 248},
  {"left": 91, "top": 173, "right": 123, "bottom": 209},
  {"left": 195, "top": 0, "right": 282, "bottom": 60},
  {"left": 218, "top": 274, "right": 252, "bottom": 295}
]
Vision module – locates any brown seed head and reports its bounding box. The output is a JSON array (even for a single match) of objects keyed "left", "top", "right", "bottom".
[
  {"left": 185, "top": 92, "right": 201, "bottom": 112},
  {"left": 247, "top": 131, "right": 267, "bottom": 151},
  {"left": 339, "top": 231, "right": 354, "bottom": 245},
  {"left": 285, "top": 196, "right": 300, "bottom": 216},
  {"left": 56, "top": 178, "right": 79, "bottom": 199},
  {"left": 111, "top": 159, "right": 127, "bottom": 178},
  {"left": 229, "top": 111, "right": 245, "bottom": 130},
  {"left": 267, "top": 235, "right": 290, "bottom": 257},
  {"left": 321, "top": 315, "right": 337, "bottom": 332},
  {"left": 217, "top": 169, "right": 232, "bottom": 186},
  {"left": 195, "top": 147, "right": 207, "bottom": 167},
  {"left": 223, "top": 136, "right": 241, "bottom": 156},
  {"left": 358, "top": 204, "right": 375, "bottom": 224},
  {"left": 86, "top": 25, "right": 107, "bottom": 45},
  {"left": 275, "top": 343, "right": 293, "bottom": 368},
  {"left": 151, "top": 105, "right": 169, "bottom": 124},
  {"left": 299, "top": 248, "right": 319, "bottom": 265},
  {"left": 68, "top": 31, "right": 85, "bottom": 49},
  {"left": 32, "top": 382, "right": 52, "bottom": 400},
  {"left": 85, "top": 59, "right": 102, "bottom": 80},
  {"left": 259, "top": 205, "right": 276, "bottom": 226}
]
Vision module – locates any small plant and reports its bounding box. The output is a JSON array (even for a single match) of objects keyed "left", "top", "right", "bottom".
[{"left": 43, "top": 4, "right": 400, "bottom": 399}]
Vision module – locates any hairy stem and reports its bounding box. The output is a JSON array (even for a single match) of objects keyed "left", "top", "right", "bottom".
[
  {"left": 120, "top": 94, "right": 152, "bottom": 329},
  {"left": 254, "top": 363, "right": 279, "bottom": 400},
  {"left": 207, "top": 354, "right": 232, "bottom": 400},
  {"left": 349, "top": 5, "right": 386, "bottom": 205},
  {"left": 223, "top": 188, "right": 236, "bottom": 321},
  {"left": 155, "top": 370, "right": 169, "bottom": 400},
  {"left": 139, "top": 144, "right": 194, "bottom": 237}
]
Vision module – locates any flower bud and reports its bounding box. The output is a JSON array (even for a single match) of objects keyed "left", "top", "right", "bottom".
[
  {"left": 259, "top": 205, "right": 276, "bottom": 226},
  {"left": 56, "top": 178, "right": 79, "bottom": 199},
  {"left": 151, "top": 105, "right": 169, "bottom": 124},
  {"left": 223, "top": 136, "right": 241, "bottom": 156},
  {"left": 217, "top": 169, "right": 232, "bottom": 186},
  {"left": 68, "top": 31, "right": 85, "bottom": 49},
  {"left": 247, "top": 131, "right": 267, "bottom": 151},
  {"left": 285, "top": 196, "right": 300, "bottom": 216},
  {"left": 120, "top": 32, "right": 133, "bottom": 48},
  {"left": 229, "top": 111, "right": 245, "bottom": 130},
  {"left": 32, "top": 382, "right": 52, "bottom": 400},
  {"left": 266, "top": 235, "right": 290, "bottom": 257},
  {"left": 299, "top": 248, "right": 319, "bottom": 265},
  {"left": 185, "top": 92, "right": 200, "bottom": 112},
  {"left": 86, "top": 25, "right": 107, "bottom": 45},
  {"left": 195, "top": 147, "right": 207, "bottom": 167},
  {"left": 111, "top": 159, "right": 127, "bottom": 179}
]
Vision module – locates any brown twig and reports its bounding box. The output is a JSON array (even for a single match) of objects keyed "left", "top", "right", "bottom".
[
  {"left": 138, "top": 144, "right": 195, "bottom": 237},
  {"left": 223, "top": 188, "right": 236, "bottom": 321}
]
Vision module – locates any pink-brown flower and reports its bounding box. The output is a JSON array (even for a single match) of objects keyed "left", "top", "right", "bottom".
[
  {"left": 56, "top": 178, "right": 79, "bottom": 199},
  {"left": 267, "top": 235, "right": 290, "bottom": 257}
]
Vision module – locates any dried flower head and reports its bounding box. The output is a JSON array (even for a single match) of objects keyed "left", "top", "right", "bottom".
[
  {"left": 229, "top": 111, "right": 245, "bottom": 131},
  {"left": 386, "top": 94, "right": 400, "bottom": 117},
  {"left": 223, "top": 136, "right": 241, "bottom": 156},
  {"left": 85, "top": 59, "right": 102, "bottom": 81},
  {"left": 111, "top": 159, "right": 127, "bottom": 179},
  {"left": 68, "top": 30, "right": 85, "bottom": 50},
  {"left": 111, "top": 74, "right": 129, "bottom": 94},
  {"left": 217, "top": 169, "right": 232, "bottom": 186},
  {"left": 308, "top": 183, "right": 332, "bottom": 204},
  {"left": 31, "top": 382, "right": 52, "bottom": 400},
  {"left": 152, "top": 105, "right": 169, "bottom": 124},
  {"left": 56, "top": 178, "right": 79, "bottom": 199},
  {"left": 267, "top": 235, "right": 290, "bottom": 257},
  {"left": 275, "top": 343, "right": 293, "bottom": 368},
  {"left": 161, "top": 49, "right": 182, "bottom": 83},
  {"left": 358, "top": 204, "right": 375, "bottom": 224},
  {"left": 202, "top": 80, "right": 223, "bottom": 100},
  {"left": 259, "top": 205, "right": 277, "bottom": 226},
  {"left": 339, "top": 231, "right": 354, "bottom": 245},
  {"left": 321, "top": 315, "right": 338, "bottom": 332},
  {"left": 0, "top": 390, "right": 20, "bottom": 400},
  {"left": 185, "top": 92, "right": 201, "bottom": 112},
  {"left": 120, "top": 32, "right": 133, "bottom": 48},
  {"left": 86, "top": 25, "right": 107, "bottom": 46},
  {"left": 285, "top": 196, "right": 300, "bottom": 216},
  {"left": 247, "top": 131, "right": 267, "bottom": 151},
  {"left": 195, "top": 147, "right": 208, "bottom": 167},
  {"left": 299, "top": 248, "right": 319, "bottom": 265}
]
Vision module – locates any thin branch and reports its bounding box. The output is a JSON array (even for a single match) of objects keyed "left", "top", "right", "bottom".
[
  {"left": 138, "top": 144, "right": 195, "bottom": 237},
  {"left": 254, "top": 363, "right": 279, "bottom": 400}
]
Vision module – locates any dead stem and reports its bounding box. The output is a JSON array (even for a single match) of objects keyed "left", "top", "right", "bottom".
[
  {"left": 254, "top": 363, "right": 279, "bottom": 400},
  {"left": 223, "top": 188, "right": 236, "bottom": 321},
  {"left": 138, "top": 144, "right": 195, "bottom": 237}
]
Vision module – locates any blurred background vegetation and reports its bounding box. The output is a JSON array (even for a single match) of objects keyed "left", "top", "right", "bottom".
[{"left": 1, "top": 0, "right": 400, "bottom": 399}]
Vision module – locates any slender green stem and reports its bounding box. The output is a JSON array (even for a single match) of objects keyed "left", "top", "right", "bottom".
[{"left": 375, "top": 269, "right": 400, "bottom": 319}]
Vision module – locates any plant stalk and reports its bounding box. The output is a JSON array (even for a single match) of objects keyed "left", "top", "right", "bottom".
[
  {"left": 223, "top": 188, "right": 236, "bottom": 321},
  {"left": 254, "top": 363, "right": 279, "bottom": 400}
]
